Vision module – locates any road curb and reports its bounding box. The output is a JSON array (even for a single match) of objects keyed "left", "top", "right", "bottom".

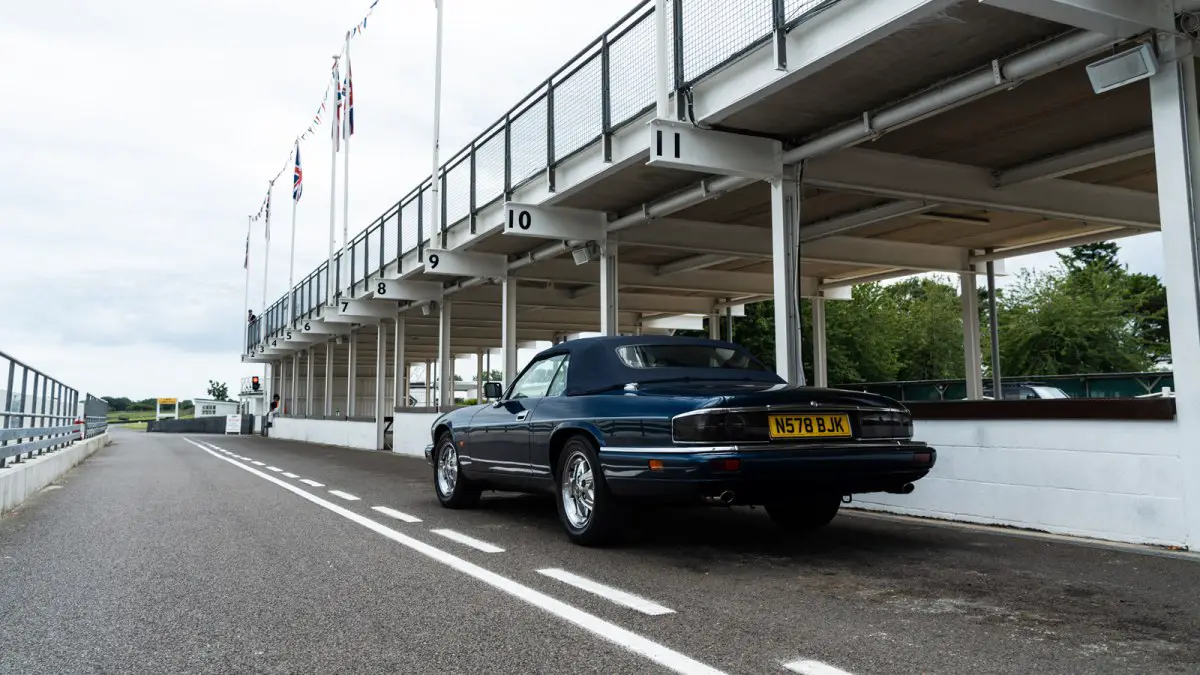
[{"left": 0, "top": 433, "right": 111, "bottom": 515}]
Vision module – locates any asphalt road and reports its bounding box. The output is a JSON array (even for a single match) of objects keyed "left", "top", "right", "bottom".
[{"left": 2, "top": 429, "right": 1198, "bottom": 675}]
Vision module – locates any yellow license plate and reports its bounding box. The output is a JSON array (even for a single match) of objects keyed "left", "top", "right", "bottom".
[{"left": 768, "top": 414, "right": 852, "bottom": 439}]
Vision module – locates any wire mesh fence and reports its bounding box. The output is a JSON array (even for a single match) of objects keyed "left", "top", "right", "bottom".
[{"left": 246, "top": 0, "right": 847, "bottom": 353}]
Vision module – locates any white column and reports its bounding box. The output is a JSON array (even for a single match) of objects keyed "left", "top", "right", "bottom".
[
  {"left": 375, "top": 324, "right": 387, "bottom": 449},
  {"left": 424, "top": 360, "right": 433, "bottom": 407},
  {"left": 438, "top": 299, "right": 453, "bottom": 408},
  {"left": 1150, "top": 41, "right": 1200, "bottom": 550},
  {"left": 475, "top": 349, "right": 484, "bottom": 400},
  {"left": 291, "top": 352, "right": 299, "bottom": 415},
  {"left": 347, "top": 330, "right": 357, "bottom": 417},
  {"left": 960, "top": 272, "right": 983, "bottom": 400},
  {"left": 502, "top": 276, "right": 518, "bottom": 385},
  {"left": 279, "top": 358, "right": 288, "bottom": 416},
  {"left": 324, "top": 342, "right": 334, "bottom": 417},
  {"left": 770, "top": 165, "right": 804, "bottom": 384},
  {"left": 600, "top": 239, "right": 619, "bottom": 336},
  {"left": 812, "top": 296, "right": 828, "bottom": 387},
  {"left": 306, "top": 347, "right": 314, "bottom": 416},
  {"left": 708, "top": 308, "right": 720, "bottom": 339},
  {"left": 393, "top": 315, "right": 406, "bottom": 408}
]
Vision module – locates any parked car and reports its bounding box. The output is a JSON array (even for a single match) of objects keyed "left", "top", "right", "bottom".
[
  {"left": 424, "top": 336, "right": 935, "bottom": 545},
  {"left": 981, "top": 382, "right": 1071, "bottom": 400}
]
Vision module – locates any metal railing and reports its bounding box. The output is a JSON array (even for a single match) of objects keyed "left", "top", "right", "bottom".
[
  {"left": 246, "top": 0, "right": 844, "bottom": 354},
  {"left": 1, "top": 351, "right": 106, "bottom": 468}
]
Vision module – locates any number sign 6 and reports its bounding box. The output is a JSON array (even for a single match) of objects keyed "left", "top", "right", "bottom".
[{"left": 303, "top": 322, "right": 312, "bottom": 332}]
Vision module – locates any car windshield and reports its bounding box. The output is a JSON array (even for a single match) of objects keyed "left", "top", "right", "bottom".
[{"left": 615, "top": 344, "right": 767, "bottom": 371}]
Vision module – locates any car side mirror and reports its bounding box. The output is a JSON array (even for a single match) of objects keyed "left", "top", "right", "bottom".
[{"left": 483, "top": 382, "right": 504, "bottom": 400}]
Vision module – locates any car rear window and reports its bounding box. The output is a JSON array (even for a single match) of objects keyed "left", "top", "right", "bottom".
[{"left": 615, "top": 345, "right": 768, "bottom": 371}]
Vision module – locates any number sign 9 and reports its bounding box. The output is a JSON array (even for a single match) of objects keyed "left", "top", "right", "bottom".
[{"left": 427, "top": 253, "right": 440, "bottom": 269}]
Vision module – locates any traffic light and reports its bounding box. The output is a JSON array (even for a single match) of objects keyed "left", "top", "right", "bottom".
[{"left": 251, "top": 376, "right": 261, "bottom": 392}]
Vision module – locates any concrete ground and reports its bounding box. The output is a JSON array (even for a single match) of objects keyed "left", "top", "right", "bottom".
[{"left": 2, "top": 428, "right": 1197, "bottom": 675}]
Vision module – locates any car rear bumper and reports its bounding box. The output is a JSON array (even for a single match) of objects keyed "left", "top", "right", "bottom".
[{"left": 599, "top": 441, "right": 935, "bottom": 502}]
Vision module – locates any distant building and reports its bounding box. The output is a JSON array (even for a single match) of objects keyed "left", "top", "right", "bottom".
[{"left": 193, "top": 398, "right": 241, "bottom": 418}]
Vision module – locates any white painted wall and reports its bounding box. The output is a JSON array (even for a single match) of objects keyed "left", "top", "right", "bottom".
[
  {"left": 855, "top": 419, "right": 1187, "bottom": 547},
  {"left": 271, "top": 418, "right": 378, "bottom": 451},
  {"left": 391, "top": 412, "right": 441, "bottom": 458}
]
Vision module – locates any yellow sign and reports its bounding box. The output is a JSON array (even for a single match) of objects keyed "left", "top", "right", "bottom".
[{"left": 158, "top": 398, "right": 178, "bottom": 405}]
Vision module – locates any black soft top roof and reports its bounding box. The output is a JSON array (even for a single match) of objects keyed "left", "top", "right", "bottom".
[{"left": 525, "top": 335, "right": 783, "bottom": 396}]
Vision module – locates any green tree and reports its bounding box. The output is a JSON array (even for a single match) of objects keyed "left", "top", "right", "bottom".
[
  {"left": 1125, "top": 272, "right": 1170, "bottom": 364},
  {"left": 883, "top": 276, "right": 966, "bottom": 381},
  {"left": 484, "top": 369, "right": 504, "bottom": 381},
  {"left": 207, "top": 380, "right": 230, "bottom": 402},
  {"left": 996, "top": 267, "right": 1152, "bottom": 375},
  {"left": 1057, "top": 242, "right": 1121, "bottom": 275},
  {"left": 102, "top": 396, "right": 132, "bottom": 412}
]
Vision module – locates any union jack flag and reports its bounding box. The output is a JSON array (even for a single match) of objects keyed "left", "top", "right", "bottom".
[
  {"left": 293, "top": 143, "right": 303, "bottom": 202},
  {"left": 343, "top": 61, "right": 354, "bottom": 140}
]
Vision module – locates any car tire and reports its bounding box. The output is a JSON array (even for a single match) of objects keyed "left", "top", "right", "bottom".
[
  {"left": 555, "top": 436, "right": 620, "bottom": 546},
  {"left": 765, "top": 494, "right": 841, "bottom": 533},
  {"left": 433, "top": 434, "right": 480, "bottom": 509}
]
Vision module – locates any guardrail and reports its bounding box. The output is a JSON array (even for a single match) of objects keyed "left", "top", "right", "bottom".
[
  {"left": 246, "top": 0, "right": 844, "bottom": 353},
  {"left": 0, "top": 351, "right": 106, "bottom": 469}
]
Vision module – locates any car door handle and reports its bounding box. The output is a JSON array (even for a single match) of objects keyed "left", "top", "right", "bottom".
[{"left": 515, "top": 411, "right": 528, "bottom": 421}]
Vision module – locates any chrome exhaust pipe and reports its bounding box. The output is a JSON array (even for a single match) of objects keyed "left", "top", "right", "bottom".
[
  {"left": 702, "top": 491, "right": 737, "bottom": 506},
  {"left": 886, "top": 483, "right": 915, "bottom": 495},
  {"left": 719, "top": 490, "right": 735, "bottom": 504}
]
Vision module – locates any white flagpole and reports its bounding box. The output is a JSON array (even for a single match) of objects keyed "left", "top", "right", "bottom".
[
  {"left": 288, "top": 141, "right": 299, "bottom": 323},
  {"left": 327, "top": 56, "right": 340, "bottom": 307},
  {"left": 243, "top": 215, "right": 252, "bottom": 351},
  {"left": 262, "top": 184, "right": 273, "bottom": 310},
  {"left": 430, "top": 0, "right": 444, "bottom": 249},
  {"left": 340, "top": 35, "right": 352, "bottom": 296}
]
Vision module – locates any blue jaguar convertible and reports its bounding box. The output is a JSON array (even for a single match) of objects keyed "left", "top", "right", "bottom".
[{"left": 424, "top": 336, "right": 935, "bottom": 545}]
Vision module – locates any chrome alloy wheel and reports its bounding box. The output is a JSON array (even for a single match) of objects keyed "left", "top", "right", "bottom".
[
  {"left": 437, "top": 443, "right": 459, "bottom": 497},
  {"left": 561, "top": 452, "right": 595, "bottom": 529}
]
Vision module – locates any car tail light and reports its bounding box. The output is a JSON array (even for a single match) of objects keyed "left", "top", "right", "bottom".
[
  {"left": 859, "top": 410, "right": 913, "bottom": 439},
  {"left": 671, "top": 412, "right": 766, "bottom": 443},
  {"left": 709, "top": 458, "right": 740, "bottom": 471}
]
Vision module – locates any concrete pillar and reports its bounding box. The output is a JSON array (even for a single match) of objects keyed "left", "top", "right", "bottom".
[
  {"left": 960, "top": 272, "right": 983, "bottom": 400},
  {"left": 393, "top": 315, "right": 406, "bottom": 408},
  {"left": 812, "top": 296, "right": 828, "bottom": 387},
  {"left": 502, "top": 275, "right": 518, "bottom": 386},
  {"left": 600, "top": 239, "right": 619, "bottom": 336},
  {"left": 424, "top": 360, "right": 433, "bottom": 407},
  {"left": 291, "top": 353, "right": 299, "bottom": 415},
  {"left": 1149, "top": 41, "right": 1200, "bottom": 549},
  {"left": 708, "top": 308, "right": 720, "bottom": 339},
  {"left": 375, "top": 324, "right": 387, "bottom": 449},
  {"left": 985, "top": 256, "right": 1002, "bottom": 394},
  {"left": 771, "top": 164, "right": 805, "bottom": 385},
  {"left": 278, "top": 359, "right": 287, "bottom": 415},
  {"left": 438, "top": 299, "right": 453, "bottom": 408},
  {"left": 347, "top": 329, "right": 357, "bottom": 417},
  {"left": 724, "top": 303, "right": 733, "bottom": 342},
  {"left": 324, "top": 342, "right": 333, "bottom": 417}
]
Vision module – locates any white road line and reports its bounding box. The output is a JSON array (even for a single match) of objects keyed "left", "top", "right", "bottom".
[
  {"left": 183, "top": 437, "right": 728, "bottom": 675},
  {"left": 430, "top": 529, "right": 505, "bottom": 553},
  {"left": 282, "top": 472, "right": 299, "bottom": 479},
  {"left": 328, "top": 490, "right": 360, "bottom": 501},
  {"left": 784, "top": 660, "right": 855, "bottom": 675},
  {"left": 250, "top": 461, "right": 266, "bottom": 466},
  {"left": 266, "top": 466, "right": 283, "bottom": 472},
  {"left": 299, "top": 479, "right": 324, "bottom": 487},
  {"left": 537, "top": 568, "right": 675, "bottom": 616},
  {"left": 371, "top": 506, "right": 422, "bottom": 523}
]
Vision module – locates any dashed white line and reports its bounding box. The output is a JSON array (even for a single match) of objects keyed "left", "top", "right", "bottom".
[
  {"left": 371, "top": 506, "right": 422, "bottom": 523},
  {"left": 430, "top": 528, "right": 505, "bottom": 553},
  {"left": 282, "top": 472, "right": 299, "bottom": 479},
  {"left": 299, "top": 479, "right": 324, "bottom": 487},
  {"left": 250, "top": 461, "right": 266, "bottom": 466},
  {"left": 184, "top": 438, "right": 726, "bottom": 675},
  {"left": 328, "top": 490, "right": 360, "bottom": 501},
  {"left": 266, "top": 466, "right": 283, "bottom": 472},
  {"left": 784, "top": 660, "right": 855, "bottom": 675},
  {"left": 537, "top": 568, "right": 675, "bottom": 616}
]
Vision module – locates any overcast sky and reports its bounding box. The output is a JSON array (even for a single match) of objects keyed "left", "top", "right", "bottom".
[{"left": 0, "top": 0, "right": 1165, "bottom": 401}]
